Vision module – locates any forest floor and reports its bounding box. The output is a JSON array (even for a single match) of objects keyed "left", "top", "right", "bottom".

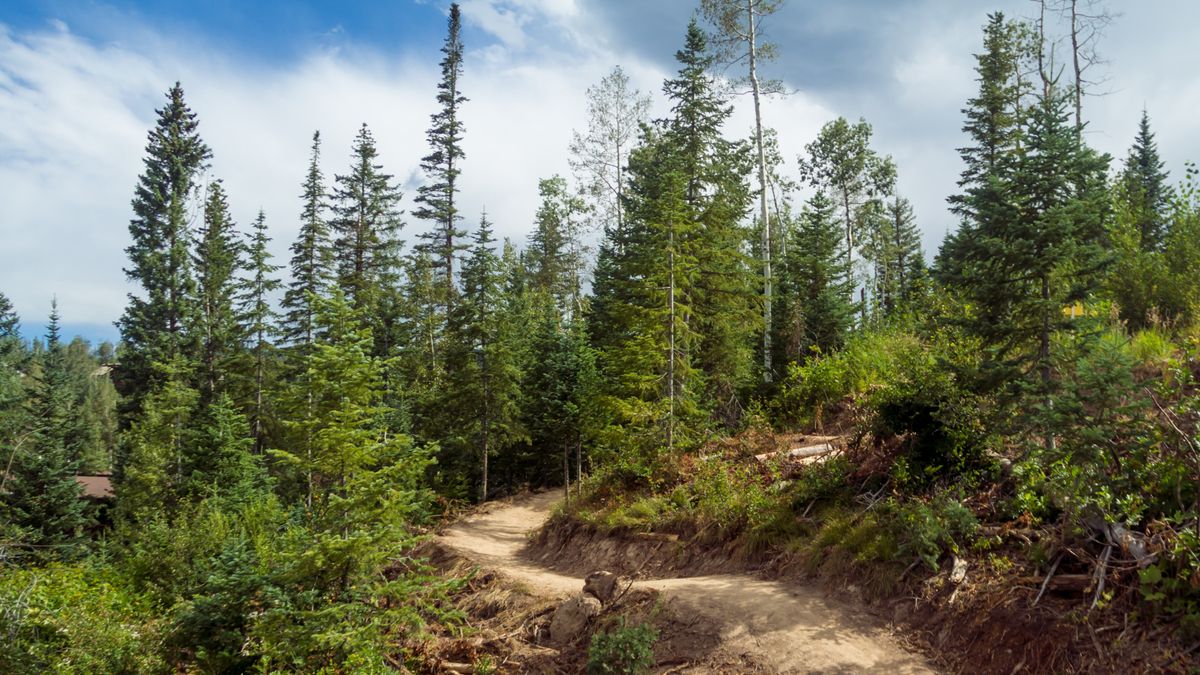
[{"left": 428, "top": 490, "right": 933, "bottom": 673}]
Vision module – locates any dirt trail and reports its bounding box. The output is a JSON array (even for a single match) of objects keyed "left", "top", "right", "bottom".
[{"left": 439, "top": 492, "right": 934, "bottom": 674}]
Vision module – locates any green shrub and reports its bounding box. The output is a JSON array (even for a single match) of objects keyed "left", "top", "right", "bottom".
[
  {"left": 0, "top": 563, "right": 163, "bottom": 674},
  {"left": 791, "top": 456, "right": 853, "bottom": 507},
  {"left": 776, "top": 330, "right": 926, "bottom": 427},
  {"left": 882, "top": 496, "right": 978, "bottom": 570},
  {"left": 587, "top": 617, "right": 658, "bottom": 675}
]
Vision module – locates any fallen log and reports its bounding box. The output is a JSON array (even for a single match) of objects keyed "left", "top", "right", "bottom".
[
  {"left": 1019, "top": 573, "right": 1092, "bottom": 593},
  {"left": 755, "top": 443, "right": 833, "bottom": 463}
]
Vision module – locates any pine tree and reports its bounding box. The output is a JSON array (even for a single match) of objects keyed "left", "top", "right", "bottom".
[
  {"left": 194, "top": 180, "right": 244, "bottom": 400},
  {"left": 274, "top": 290, "right": 411, "bottom": 513},
  {"left": 937, "top": 12, "right": 1026, "bottom": 288},
  {"left": 523, "top": 313, "right": 597, "bottom": 495},
  {"left": 1121, "top": 109, "right": 1170, "bottom": 251},
  {"left": 664, "top": 19, "right": 755, "bottom": 423},
  {"left": 700, "top": 0, "right": 785, "bottom": 383},
  {"left": 438, "top": 215, "right": 526, "bottom": 500},
  {"left": 774, "top": 192, "right": 854, "bottom": 363},
  {"left": 613, "top": 123, "right": 699, "bottom": 451},
  {"left": 414, "top": 2, "right": 468, "bottom": 310},
  {"left": 0, "top": 301, "right": 89, "bottom": 560},
  {"left": 394, "top": 247, "right": 443, "bottom": 442},
  {"left": 0, "top": 292, "right": 17, "bottom": 341},
  {"left": 237, "top": 210, "right": 281, "bottom": 452},
  {"left": 593, "top": 21, "right": 756, "bottom": 446},
  {"left": 862, "top": 196, "right": 923, "bottom": 318},
  {"left": 1007, "top": 86, "right": 1110, "bottom": 390},
  {"left": 527, "top": 176, "right": 588, "bottom": 317},
  {"left": 116, "top": 82, "right": 211, "bottom": 416},
  {"left": 282, "top": 131, "right": 334, "bottom": 353},
  {"left": 116, "top": 360, "right": 198, "bottom": 519},
  {"left": 330, "top": 124, "right": 404, "bottom": 326},
  {"left": 181, "top": 392, "right": 268, "bottom": 506}
]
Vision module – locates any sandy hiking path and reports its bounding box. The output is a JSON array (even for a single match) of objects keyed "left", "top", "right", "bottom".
[{"left": 438, "top": 491, "right": 935, "bottom": 674}]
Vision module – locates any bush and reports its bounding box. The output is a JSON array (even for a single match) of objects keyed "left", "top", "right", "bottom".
[
  {"left": 0, "top": 563, "right": 162, "bottom": 674},
  {"left": 872, "top": 349, "right": 989, "bottom": 490},
  {"left": 883, "top": 496, "right": 978, "bottom": 570},
  {"left": 587, "top": 617, "right": 658, "bottom": 675}
]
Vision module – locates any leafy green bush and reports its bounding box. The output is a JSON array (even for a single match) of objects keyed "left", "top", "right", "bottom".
[
  {"left": 791, "top": 456, "right": 853, "bottom": 507},
  {"left": 872, "top": 348, "right": 989, "bottom": 490},
  {"left": 883, "top": 496, "right": 978, "bottom": 570},
  {"left": 0, "top": 563, "right": 162, "bottom": 674},
  {"left": 1015, "top": 333, "right": 1163, "bottom": 525},
  {"left": 587, "top": 617, "right": 658, "bottom": 675},
  {"left": 690, "top": 456, "right": 774, "bottom": 535},
  {"left": 776, "top": 330, "right": 925, "bottom": 427}
]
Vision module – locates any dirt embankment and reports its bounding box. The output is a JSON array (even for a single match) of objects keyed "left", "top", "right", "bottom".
[{"left": 432, "top": 491, "right": 933, "bottom": 674}]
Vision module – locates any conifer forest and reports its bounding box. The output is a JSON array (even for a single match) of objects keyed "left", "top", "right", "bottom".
[{"left": 4, "top": 1, "right": 1200, "bottom": 672}]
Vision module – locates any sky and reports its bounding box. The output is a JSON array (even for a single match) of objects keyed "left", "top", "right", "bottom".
[{"left": 2, "top": 0, "right": 1198, "bottom": 344}]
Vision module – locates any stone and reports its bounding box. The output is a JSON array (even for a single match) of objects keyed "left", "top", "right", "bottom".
[
  {"left": 549, "top": 594, "right": 602, "bottom": 644},
  {"left": 584, "top": 570, "right": 620, "bottom": 605},
  {"left": 950, "top": 556, "right": 968, "bottom": 585}
]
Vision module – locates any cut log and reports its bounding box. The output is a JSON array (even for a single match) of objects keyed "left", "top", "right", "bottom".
[
  {"left": 755, "top": 443, "right": 833, "bottom": 463},
  {"left": 1019, "top": 573, "right": 1092, "bottom": 593}
]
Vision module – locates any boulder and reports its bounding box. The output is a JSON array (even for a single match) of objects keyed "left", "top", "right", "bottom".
[
  {"left": 549, "top": 594, "right": 602, "bottom": 644},
  {"left": 584, "top": 570, "right": 620, "bottom": 605}
]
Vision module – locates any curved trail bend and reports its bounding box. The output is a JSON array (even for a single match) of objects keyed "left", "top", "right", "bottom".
[{"left": 439, "top": 492, "right": 934, "bottom": 674}]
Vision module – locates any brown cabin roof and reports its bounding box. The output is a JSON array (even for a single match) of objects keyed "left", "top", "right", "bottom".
[{"left": 75, "top": 474, "right": 114, "bottom": 499}]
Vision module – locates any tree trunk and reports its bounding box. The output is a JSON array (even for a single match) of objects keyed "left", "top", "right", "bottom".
[
  {"left": 481, "top": 350, "right": 490, "bottom": 503},
  {"left": 1070, "top": 0, "right": 1083, "bottom": 133},
  {"left": 843, "top": 191, "right": 855, "bottom": 307},
  {"left": 575, "top": 437, "right": 582, "bottom": 497},
  {"left": 748, "top": 0, "right": 773, "bottom": 383},
  {"left": 562, "top": 449, "right": 570, "bottom": 505},
  {"left": 1041, "top": 273, "right": 1056, "bottom": 452},
  {"left": 668, "top": 224, "right": 676, "bottom": 452}
]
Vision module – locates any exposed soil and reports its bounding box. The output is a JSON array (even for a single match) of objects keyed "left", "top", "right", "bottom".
[{"left": 435, "top": 491, "right": 933, "bottom": 674}]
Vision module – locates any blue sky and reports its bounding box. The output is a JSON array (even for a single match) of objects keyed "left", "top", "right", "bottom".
[
  {"left": 2, "top": 0, "right": 448, "bottom": 60},
  {"left": 2, "top": 0, "right": 1199, "bottom": 345}
]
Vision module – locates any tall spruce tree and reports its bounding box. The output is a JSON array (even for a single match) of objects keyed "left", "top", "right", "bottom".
[
  {"left": 523, "top": 312, "right": 597, "bottom": 496},
  {"left": 330, "top": 124, "right": 404, "bottom": 325},
  {"left": 663, "top": 19, "right": 755, "bottom": 423},
  {"left": 414, "top": 2, "right": 468, "bottom": 310},
  {"left": 116, "top": 82, "right": 211, "bottom": 417},
  {"left": 1007, "top": 86, "right": 1110, "bottom": 391},
  {"left": 943, "top": 13, "right": 1109, "bottom": 395},
  {"left": 439, "top": 215, "right": 525, "bottom": 500},
  {"left": 1121, "top": 109, "right": 1170, "bottom": 251},
  {"left": 527, "top": 176, "right": 588, "bottom": 317},
  {"left": 595, "top": 22, "right": 754, "bottom": 449},
  {"left": 282, "top": 131, "right": 334, "bottom": 352},
  {"left": 237, "top": 210, "right": 281, "bottom": 452},
  {"left": 937, "top": 13, "right": 1025, "bottom": 288},
  {"left": 774, "top": 192, "right": 854, "bottom": 363},
  {"left": 0, "top": 301, "right": 89, "bottom": 560},
  {"left": 194, "top": 180, "right": 243, "bottom": 401},
  {"left": 700, "top": 0, "right": 785, "bottom": 383},
  {"left": 862, "top": 196, "right": 923, "bottom": 318}
]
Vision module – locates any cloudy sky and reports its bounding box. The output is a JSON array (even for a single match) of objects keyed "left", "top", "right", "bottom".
[{"left": 2, "top": 0, "right": 1197, "bottom": 343}]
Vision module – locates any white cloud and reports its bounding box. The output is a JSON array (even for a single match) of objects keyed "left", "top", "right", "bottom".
[
  {"left": 3, "top": 0, "right": 1198, "bottom": 336},
  {"left": 0, "top": 12, "right": 668, "bottom": 329}
]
